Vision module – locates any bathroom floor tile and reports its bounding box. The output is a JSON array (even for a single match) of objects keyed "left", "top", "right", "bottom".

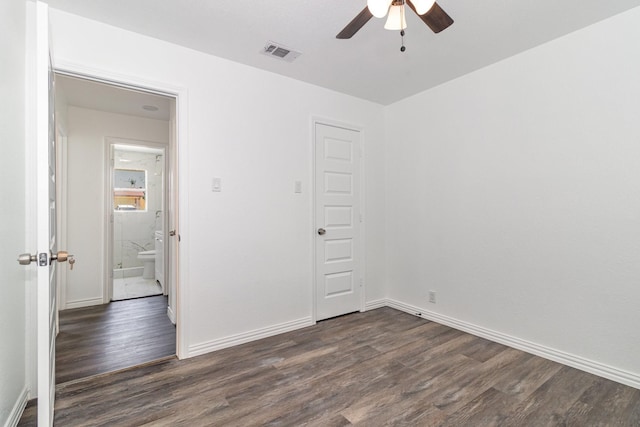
[{"left": 113, "top": 276, "right": 162, "bottom": 301}]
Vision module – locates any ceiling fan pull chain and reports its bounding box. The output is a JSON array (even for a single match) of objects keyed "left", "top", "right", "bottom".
[{"left": 400, "top": 2, "right": 407, "bottom": 52}]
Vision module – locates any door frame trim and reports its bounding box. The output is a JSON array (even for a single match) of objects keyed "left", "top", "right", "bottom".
[
  {"left": 311, "top": 116, "right": 366, "bottom": 323},
  {"left": 56, "top": 133, "right": 68, "bottom": 311},
  {"left": 54, "top": 60, "right": 190, "bottom": 359}
]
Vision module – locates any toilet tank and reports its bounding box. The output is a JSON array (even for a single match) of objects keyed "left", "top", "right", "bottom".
[{"left": 155, "top": 231, "right": 164, "bottom": 291}]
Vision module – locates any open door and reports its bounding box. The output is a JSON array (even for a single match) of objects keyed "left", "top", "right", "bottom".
[
  {"left": 19, "top": 3, "right": 71, "bottom": 425},
  {"left": 36, "top": 2, "right": 56, "bottom": 424},
  {"left": 167, "top": 101, "right": 178, "bottom": 324}
]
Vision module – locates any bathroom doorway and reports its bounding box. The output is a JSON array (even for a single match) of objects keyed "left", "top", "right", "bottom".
[
  {"left": 54, "top": 73, "right": 179, "bottom": 383},
  {"left": 109, "top": 141, "right": 167, "bottom": 302}
]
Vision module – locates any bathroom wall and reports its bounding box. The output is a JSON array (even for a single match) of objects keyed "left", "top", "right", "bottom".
[
  {"left": 63, "top": 106, "right": 169, "bottom": 309},
  {"left": 113, "top": 149, "right": 164, "bottom": 276}
]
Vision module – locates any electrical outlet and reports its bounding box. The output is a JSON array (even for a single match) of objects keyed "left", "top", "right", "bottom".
[{"left": 428, "top": 291, "right": 436, "bottom": 304}]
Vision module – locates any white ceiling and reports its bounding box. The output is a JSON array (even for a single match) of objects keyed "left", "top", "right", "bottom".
[
  {"left": 56, "top": 74, "right": 172, "bottom": 120},
  {"left": 45, "top": 0, "right": 640, "bottom": 105}
]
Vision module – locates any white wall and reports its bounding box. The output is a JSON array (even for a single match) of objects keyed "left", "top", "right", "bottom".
[
  {"left": 385, "top": 6, "right": 640, "bottom": 384},
  {"left": 63, "top": 106, "right": 169, "bottom": 308},
  {"left": 0, "top": 0, "right": 29, "bottom": 424},
  {"left": 49, "top": 9, "right": 387, "bottom": 354}
]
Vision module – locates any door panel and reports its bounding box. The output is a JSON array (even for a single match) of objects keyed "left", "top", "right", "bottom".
[
  {"left": 324, "top": 239, "right": 353, "bottom": 263},
  {"left": 315, "top": 123, "right": 362, "bottom": 321},
  {"left": 325, "top": 271, "right": 354, "bottom": 296},
  {"left": 325, "top": 206, "right": 353, "bottom": 228},
  {"left": 325, "top": 172, "right": 353, "bottom": 194}
]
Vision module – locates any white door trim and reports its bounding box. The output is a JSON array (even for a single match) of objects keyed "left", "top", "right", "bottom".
[
  {"left": 53, "top": 60, "right": 190, "bottom": 359},
  {"left": 311, "top": 116, "right": 366, "bottom": 322}
]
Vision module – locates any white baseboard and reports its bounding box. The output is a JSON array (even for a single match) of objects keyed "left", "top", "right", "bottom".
[
  {"left": 64, "top": 297, "right": 104, "bottom": 310},
  {"left": 385, "top": 298, "right": 640, "bottom": 390},
  {"left": 188, "top": 316, "right": 314, "bottom": 357},
  {"left": 364, "top": 298, "right": 386, "bottom": 311},
  {"left": 4, "top": 387, "right": 29, "bottom": 427},
  {"left": 167, "top": 305, "right": 176, "bottom": 325}
]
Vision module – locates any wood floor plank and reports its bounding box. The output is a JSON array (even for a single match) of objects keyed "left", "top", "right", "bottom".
[
  {"left": 440, "top": 387, "right": 518, "bottom": 426},
  {"left": 18, "top": 307, "right": 640, "bottom": 426},
  {"left": 341, "top": 354, "right": 480, "bottom": 425},
  {"left": 492, "top": 352, "right": 563, "bottom": 401},
  {"left": 401, "top": 332, "right": 479, "bottom": 370},
  {"left": 421, "top": 348, "right": 525, "bottom": 415},
  {"left": 458, "top": 335, "right": 509, "bottom": 363},
  {"left": 565, "top": 376, "right": 640, "bottom": 426},
  {"left": 503, "top": 365, "right": 600, "bottom": 425}
]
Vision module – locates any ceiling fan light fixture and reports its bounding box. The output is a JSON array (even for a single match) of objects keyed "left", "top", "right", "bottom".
[
  {"left": 336, "top": 1, "right": 453, "bottom": 40},
  {"left": 411, "top": 0, "right": 436, "bottom": 15},
  {"left": 367, "top": 0, "right": 392, "bottom": 18},
  {"left": 384, "top": 4, "right": 407, "bottom": 30}
]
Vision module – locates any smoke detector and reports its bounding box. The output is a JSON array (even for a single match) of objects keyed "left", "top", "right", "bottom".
[{"left": 260, "top": 41, "right": 302, "bottom": 63}]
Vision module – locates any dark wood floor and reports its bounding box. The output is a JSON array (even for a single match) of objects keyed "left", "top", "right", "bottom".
[
  {"left": 19, "top": 307, "right": 639, "bottom": 426},
  {"left": 55, "top": 295, "right": 176, "bottom": 383}
]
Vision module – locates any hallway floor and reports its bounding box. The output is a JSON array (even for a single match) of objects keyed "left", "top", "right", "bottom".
[{"left": 55, "top": 295, "right": 176, "bottom": 384}]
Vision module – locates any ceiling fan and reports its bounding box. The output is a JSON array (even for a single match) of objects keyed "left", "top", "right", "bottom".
[{"left": 336, "top": 0, "right": 454, "bottom": 40}]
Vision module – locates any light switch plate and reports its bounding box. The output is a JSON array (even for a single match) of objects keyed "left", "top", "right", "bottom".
[
  {"left": 212, "top": 177, "right": 221, "bottom": 192},
  {"left": 294, "top": 180, "right": 302, "bottom": 194}
]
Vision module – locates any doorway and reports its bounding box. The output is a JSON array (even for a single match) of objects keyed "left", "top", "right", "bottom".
[
  {"left": 54, "top": 73, "right": 178, "bottom": 382},
  {"left": 109, "top": 141, "right": 167, "bottom": 302}
]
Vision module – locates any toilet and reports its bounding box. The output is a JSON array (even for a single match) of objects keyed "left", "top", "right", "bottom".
[{"left": 137, "top": 250, "right": 156, "bottom": 279}]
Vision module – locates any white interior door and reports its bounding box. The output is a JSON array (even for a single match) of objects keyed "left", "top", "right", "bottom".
[
  {"left": 315, "top": 122, "right": 362, "bottom": 321},
  {"left": 36, "top": 3, "right": 57, "bottom": 425},
  {"left": 167, "top": 101, "right": 178, "bottom": 324}
]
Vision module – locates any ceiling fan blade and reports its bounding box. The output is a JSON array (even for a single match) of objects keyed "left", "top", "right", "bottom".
[
  {"left": 407, "top": 1, "right": 454, "bottom": 33},
  {"left": 336, "top": 7, "right": 373, "bottom": 39}
]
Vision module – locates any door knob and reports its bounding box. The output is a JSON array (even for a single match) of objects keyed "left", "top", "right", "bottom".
[
  {"left": 50, "top": 251, "right": 69, "bottom": 262},
  {"left": 18, "top": 253, "right": 48, "bottom": 266},
  {"left": 317, "top": 228, "right": 326, "bottom": 235},
  {"left": 17, "top": 253, "right": 37, "bottom": 265},
  {"left": 18, "top": 252, "right": 72, "bottom": 266},
  {"left": 169, "top": 230, "right": 176, "bottom": 237}
]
